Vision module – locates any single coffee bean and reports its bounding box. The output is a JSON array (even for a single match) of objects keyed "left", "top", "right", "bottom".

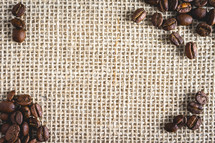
[
  {"left": 21, "top": 134, "right": 30, "bottom": 143},
  {"left": 0, "top": 137, "right": 5, "bottom": 143},
  {"left": 14, "top": 138, "right": 21, "bottom": 143},
  {"left": 12, "top": 28, "right": 26, "bottom": 43},
  {"left": 10, "top": 111, "right": 23, "bottom": 125},
  {"left": 31, "top": 103, "right": 42, "bottom": 118},
  {"left": 5, "top": 124, "right": 20, "bottom": 142},
  {"left": 145, "top": 0, "right": 160, "bottom": 5},
  {"left": 163, "top": 18, "right": 177, "bottom": 31},
  {"left": 151, "top": 12, "right": 163, "bottom": 28},
  {"left": 169, "top": 0, "right": 178, "bottom": 11},
  {"left": 164, "top": 123, "right": 178, "bottom": 132},
  {"left": 15, "top": 94, "right": 32, "bottom": 106},
  {"left": 196, "top": 91, "right": 208, "bottom": 105},
  {"left": 11, "top": 18, "right": 25, "bottom": 29},
  {"left": 0, "top": 101, "right": 16, "bottom": 113},
  {"left": 132, "top": 8, "right": 147, "bottom": 24},
  {"left": 0, "top": 113, "right": 9, "bottom": 121},
  {"left": 7, "top": 90, "right": 15, "bottom": 101},
  {"left": 37, "top": 125, "right": 50, "bottom": 142},
  {"left": 209, "top": 0, "right": 215, "bottom": 7},
  {"left": 185, "top": 42, "right": 197, "bottom": 59},
  {"left": 21, "top": 122, "right": 29, "bottom": 136},
  {"left": 29, "top": 139, "right": 37, "bottom": 143},
  {"left": 159, "top": 0, "right": 168, "bottom": 12},
  {"left": 177, "top": 13, "right": 193, "bottom": 26},
  {"left": 191, "top": 7, "right": 207, "bottom": 20},
  {"left": 187, "top": 101, "right": 203, "bottom": 114},
  {"left": 187, "top": 115, "right": 202, "bottom": 130},
  {"left": 173, "top": 115, "right": 187, "bottom": 128},
  {"left": 0, "top": 123, "right": 10, "bottom": 134},
  {"left": 20, "top": 106, "right": 31, "bottom": 119},
  {"left": 12, "top": 2, "right": 25, "bottom": 17},
  {"left": 196, "top": 23, "right": 212, "bottom": 36},
  {"left": 207, "top": 9, "right": 215, "bottom": 25},
  {"left": 177, "top": 3, "right": 192, "bottom": 13},
  {"left": 28, "top": 117, "right": 41, "bottom": 128},
  {"left": 194, "top": 0, "right": 207, "bottom": 7},
  {"left": 169, "top": 32, "right": 184, "bottom": 46}
]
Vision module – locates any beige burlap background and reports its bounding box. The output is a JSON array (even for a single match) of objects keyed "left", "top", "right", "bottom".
[{"left": 0, "top": 0, "right": 215, "bottom": 142}]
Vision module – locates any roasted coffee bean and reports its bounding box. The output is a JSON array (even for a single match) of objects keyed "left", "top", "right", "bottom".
[
  {"left": 0, "top": 101, "right": 16, "bottom": 113},
  {"left": 29, "top": 139, "right": 37, "bottom": 143},
  {"left": 14, "top": 138, "right": 21, "bottom": 143},
  {"left": 194, "top": 0, "right": 207, "bottom": 7},
  {"left": 163, "top": 18, "right": 177, "bottom": 31},
  {"left": 169, "top": 0, "right": 178, "bottom": 11},
  {"left": 11, "top": 18, "right": 25, "bottom": 29},
  {"left": 0, "top": 113, "right": 9, "bottom": 121},
  {"left": 173, "top": 115, "right": 187, "bottom": 128},
  {"left": 196, "top": 91, "right": 208, "bottom": 105},
  {"left": 209, "top": 0, "right": 215, "bottom": 7},
  {"left": 145, "top": 0, "right": 160, "bottom": 5},
  {"left": 37, "top": 125, "right": 50, "bottom": 142},
  {"left": 10, "top": 111, "right": 23, "bottom": 125},
  {"left": 0, "top": 123, "right": 10, "bottom": 134},
  {"left": 21, "top": 122, "right": 29, "bottom": 136},
  {"left": 191, "top": 7, "right": 207, "bottom": 20},
  {"left": 177, "top": 13, "right": 193, "bottom": 25},
  {"left": 151, "top": 12, "right": 163, "bottom": 28},
  {"left": 185, "top": 42, "right": 197, "bottom": 59},
  {"left": 177, "top": 3, "right": 192, "bottom": 13},
  {"left": 12, "top": 28, "right": 26, "bottom": 43},
  {"left": 187, "top": 115, "right": 202, "bottom": 130},
  {"left": 21, "top": 134, "right": 30, "bottom": 143},
  {"left": 31, "top": 103, "right": 42, "bottom": 118},
  {"left": 5, "top": 124, "right": 20, "bottom": 142},
  {"left": 169, "top": 32, "right": 184, "bottom": 46},
  {"left": 28, "top": 117, "right": 41, "bottom": 128},
  {"left": 20, "top": 106, "right": 31, "bottom": 119},
  {"left": 7, "top": 90, "right": 15, "bottom": 101},
  {"left": 164, "top": 123, "right": 178, "bottom": 132},
  {"left": 12, "top": 2, "right": 25, "bottom": 17},
  {"left": 187, "top": 101, "right": 203, "bottom": 114},
  {"left": 207, "top": 9, "right": 215, "bottom": 25},
  {"left": 132, "top": 8, "right": 147, "bottom": 24},
  {"left": 196, "top": 23, "right": 212, "bottom": 36},
  {"left": 159, "top": 0, "right": 168, "bottom": 12},
  {"left": 0, "top": 137, "right": 5, "bottom": 143},
  {"left": 15, "top": 94, "right": 32, "bottom": 106}
]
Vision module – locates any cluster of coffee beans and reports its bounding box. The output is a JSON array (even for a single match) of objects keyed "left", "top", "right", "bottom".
[
  {"left": 164, "top": 91, "right": 208, "bottom": 132},
  {"left": 11, "top": 2, "right": 26, "bottom": 43},
  {"left": 0, "top": 91, "right": 49, "bottom": 142}
]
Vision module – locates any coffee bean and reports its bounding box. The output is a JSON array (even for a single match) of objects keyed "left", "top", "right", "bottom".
[
  {"left": 169, "top": 0, "right": 178, "bottom": 11},
  {"left": 163, "top": 18, "right": 177, "bottom": 31},
  {"left": 209, "top": 0, "right": 215, "bottom": 7},
  {"left": 31, "top": 103, "right": 42, "bottom": 118},
  {"left": 187, "top": 115, "right": 202, "bottom": 130},
  {"left": 173, "top": 115, "right": 187, "bottom": 128},
  {"left": 28, "top": 117, "right": 41, "bottom": 128},
  {"left": 196, "top": 91, "right": 208, "bottom": 105},
  {"left": 177, "top": 3, "right": 192, "bottom": 13},
  {"left": 15, "top": 94, "right": 32, "bottom": 106},
  {"left": 0, "top": 113, "right": 9, "bottom": 121},
  {"left": 29, "top": 139, "right": 37, "bottom": 143},
  {"left": 151, "top": 12, "right": 163, "bottom": 28},
  {"left": 194, "top": 0, "right": 207, "bottom": 7},
  {"left": 12, "top": 28, "right": 26, "bottom": 43},
  {"left": 7, "top": 90, "right": 15, "bottom": 101},
  {"left": 12, "top": 2, "right": 25, "bottom": 17},
  {"left": 164, "top": 123, "right": 178, "bottom": 132},
  {"left": 177, "top": 13, "right": 193, "bottom": 25},
  {"left": 10, "top": 111, "right": 23, "bottom": 125},
  {"left": 132, "top": 8, "right": 147, "bottom": 24},
  {"left": 0, "top": 137, "right": 5, "bottom": 143},
  {"left": 169, "top": 32, "right": 184, "bottom": 46},
  {"left": 207, "top": 9, "right": 215, "bottom": 25},
  {"left": 185, "top": 42, "right": 197, "bottom": 59},
  {"left": 187, "top": 101, "right": 203, "bottom": 114},
  {"left": 20, "top": 106, "right": 31, "bottom": 119},
  {"left": 21, "top": 134, "right": 30, "bottom": 143},
  {"left": 196, "top": 23, "right": 212, "bottom": 36},
  {"left": 159, "top": 0, "right": 168, "bottom": 12},
  {"left": 0, "top": 101, "right": 16, "bottom": 113},
  {"left": 21, "top": 122, "right": 29, "bottom": 136},
  {"left": 37, "top": 125, "right": 50, "bottom": 142},
  {"left": 0, "top": 123, "right": 10, "bottom": 134},
  {"left": 11, "top": 18, "right": 25, "bottom": 29},
  {"left": 5, "top": 124, "right": 20, "bottom": 142},
  {"left": 191, "top": 7, "right": 207, "bottom": 20},
  {"left": 145, "top": 0, "right": 160, "bottom": 5},
  {"left": 14, "top": 138, "right": 21, "bottom": 143}
]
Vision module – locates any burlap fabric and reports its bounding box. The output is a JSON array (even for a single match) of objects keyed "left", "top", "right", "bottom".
[{"left": 0, "top": 0, "right": 215, "bottom": 142}]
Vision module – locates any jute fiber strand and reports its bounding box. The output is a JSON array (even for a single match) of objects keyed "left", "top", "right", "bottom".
[{"left": 0, "top": 0, "right": 215, "bottom": 142}]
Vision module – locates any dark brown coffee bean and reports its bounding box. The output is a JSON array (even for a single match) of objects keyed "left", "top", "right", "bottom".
[
  {"left": 164, "top": 123, "right": 178, "bottom": 132},
  {"left": 37, "top": 125, "right": 50, "bottom": 142},
  {"left": 12, "top": 28, "right": 26, "bottom": 43},
  {"left": 15, "top": 94, "right": 32, "bottom": 106},
  {"left": 0, "top": 123, "right": 10, "bottom": 134},
  {"left": 207, "top": 9, "right": 215, "bottom": 25},
  {"left": 173, "top": 115, "right": 187, "bottom": 128},
  {"left": 20, "top": 106, "right": 31, "bottom": 119},
  {"left": 209, "top": 0, "right": 215, "bottom": 7},
  {"left": 7, "top": 90, "right": 15, "bottom": 101},
  {"left": 10, "top": 111, "right": 23, "bottom": 125},
  {"left": 177, "top": 13, "right": 193, "bottom": 25},
  {"left": 29, "top": 139, "right": 37, "bottom": 143},
  {"left": 14, "top": 138, "right": 21, "bottom": 143},
  {"left": 194, "top": 0, "right": 207, "bottom": 7},
  {"left": 0, "top": 113, "right": 9, "bottom": 121},
  {"left": 31, "top": 103, "right": 42, "bottom": 118},
  {"left": 21, "top": 134, "right": 30, "bottom": 143},
  {"left": 169, "top": 32, "right": 184, "bottom": 46},
  {"left": 163, "top": 18, "right": 177, "bottom": 31},
  {"left": 169, "top": 0, "right": 178, "bottom": 11},
  {"left": 145, "top": 0, "right": 160, "bottom": 5},
  {"left": 132, "top": 8, "right": 147, "bottom": 24},
  {"left": 11, "top": 18, "right": 25, "bottom": 29},
  {"left": 187, "top": 115, "right": 202, "bottom": 130},
  {"left": 196, "top": 91, "right": 208, "bottom": 105},
  {"left": 185, "top": 42, "right": 197, "bottom": 59},
  {"left": 187, "top": 101, "right": 203, "bottom": 114},
  {"left": 28, "top": 117, "right": 41, "bottom": 128},
  {"left": 0, "top": 101, "right": 16, "bottom": 113},
  {"left": 151, "top": 12, "right": 163, "bottom": 28},
  {"left": 0, "top": 137, "right": 5, "bottom": 143},
  {"left": 159, "top": 0, "right": 168, "bottom": 12},
  {"left": 12, "top": 2, "right": 25, "bottom": 17},
  {"left": 21, "top": 122, "right": 29, "bottom": 136},
  {"left": 191, "top": 7, "right": 207, "bottom": 20},
  {"left": 177, "top": 3, "right": 192, "bottom": 13},
  {"left": 196, "top": 23, "right": 212, "bottom": 36},
  {"left": 5, "top": 124, "right": 20, "bottom": 142}
]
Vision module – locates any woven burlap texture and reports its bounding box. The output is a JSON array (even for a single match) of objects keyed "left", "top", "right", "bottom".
[{"left": 0, "top": 0, "right": 215, "bottom": 142}]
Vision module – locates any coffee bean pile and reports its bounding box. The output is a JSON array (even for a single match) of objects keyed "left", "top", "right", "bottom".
[
  {"left": 11, "top": 2, "right": 26, "bottom": 43},
  {"left": 0, "top": 91, "right": 49, "bottom": 142},
  {"left": 164, "top": 91, "right": 208, "bottom": 133}
]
